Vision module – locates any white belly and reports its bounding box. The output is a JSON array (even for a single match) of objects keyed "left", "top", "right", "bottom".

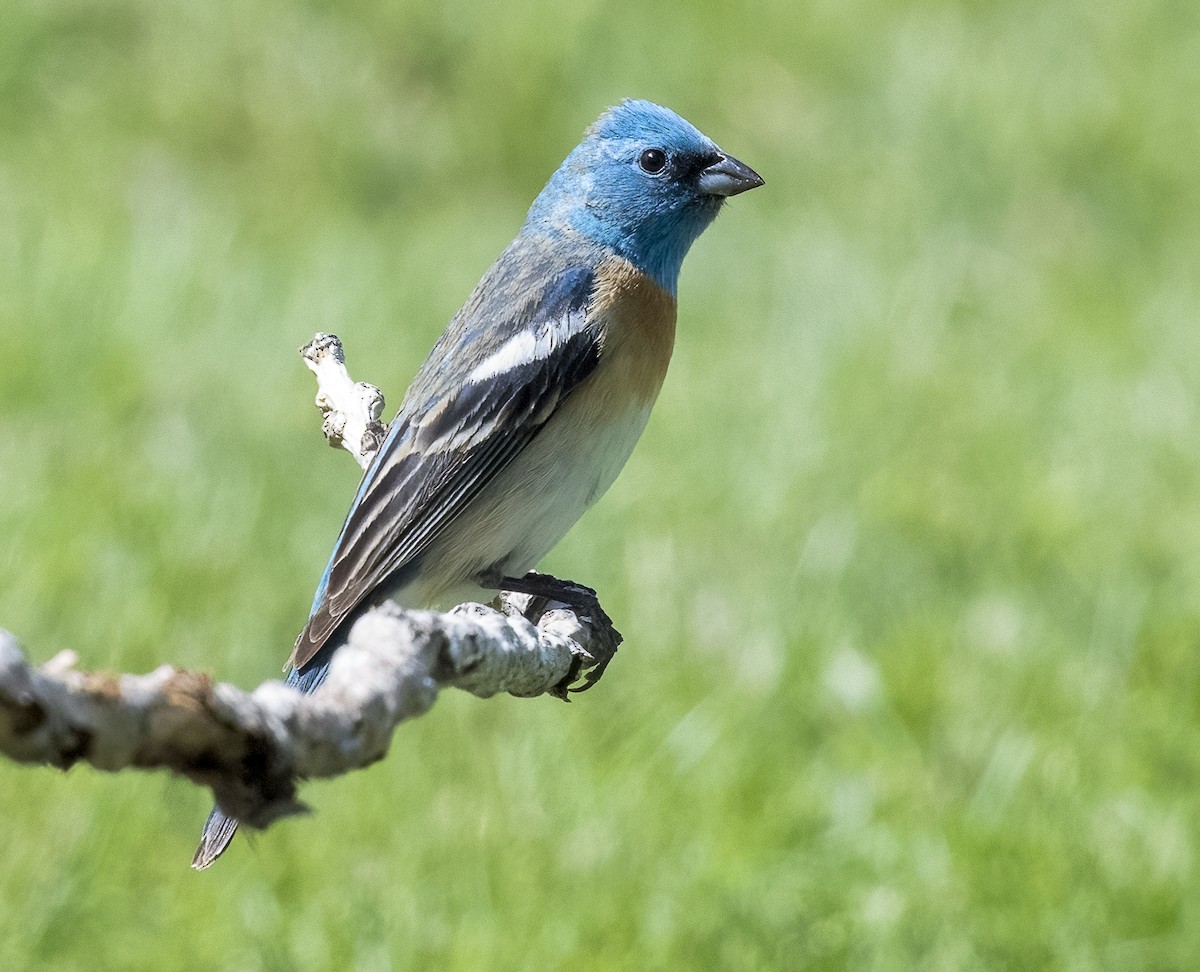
[{"left": 396, "top": 397, "right": 653, "bottom": 608}]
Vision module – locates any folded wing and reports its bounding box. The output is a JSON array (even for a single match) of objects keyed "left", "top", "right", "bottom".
[{"left": 290, "top": 262, "right": 602, "bottom": 671}]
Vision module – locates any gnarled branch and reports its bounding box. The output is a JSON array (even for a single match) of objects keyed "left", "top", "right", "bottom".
[
  {"left": 0, "top": 599, "right": 617, "bottom": 828},
  {"left": 300, "top": 332, "right": 388, "bottom": 469}
]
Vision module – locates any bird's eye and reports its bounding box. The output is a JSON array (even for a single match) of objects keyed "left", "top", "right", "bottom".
[{"left": 638, "top": 148, "right": 667, "bottom": 174}]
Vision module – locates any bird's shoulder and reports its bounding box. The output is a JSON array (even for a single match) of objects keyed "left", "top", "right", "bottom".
[{"left": 401, "top": 233, "right": 603, "bottom": 409}]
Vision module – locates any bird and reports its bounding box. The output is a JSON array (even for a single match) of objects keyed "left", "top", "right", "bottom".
[{"left": 192, "top": 99, "right": 762, "bottom": 869}]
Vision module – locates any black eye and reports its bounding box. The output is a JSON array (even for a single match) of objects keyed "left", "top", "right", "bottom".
[{"left": 638, "top": 148, "right": 667, "bottom": 174}]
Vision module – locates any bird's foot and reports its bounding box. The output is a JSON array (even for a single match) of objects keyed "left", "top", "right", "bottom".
[{"left": 488, "top": 571, "right": 622, "bottom": 699}]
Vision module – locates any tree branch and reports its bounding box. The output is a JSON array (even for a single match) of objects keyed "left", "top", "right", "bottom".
[
  {"left": 0, "top": 333, "right": 622, "bottom": 832},
  {"left": 300, "top": 332, "right": 388, "bottom": 469},
  {"left": 0, "top": 599, "right": 617, "bottom": 828}
]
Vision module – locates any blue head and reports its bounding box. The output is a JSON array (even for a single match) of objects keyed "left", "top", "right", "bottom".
[{"left": 523, "top": 100, "right": 763, "bottom": 296}]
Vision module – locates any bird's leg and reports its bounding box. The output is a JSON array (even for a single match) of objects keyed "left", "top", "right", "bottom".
[{"left": 483, "top": 571, "right": 622, "bottom": 697}]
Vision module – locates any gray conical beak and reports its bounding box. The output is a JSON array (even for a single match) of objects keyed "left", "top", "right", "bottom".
[{"left": 697, "top": 153, "right": 764, "bottom": 197}]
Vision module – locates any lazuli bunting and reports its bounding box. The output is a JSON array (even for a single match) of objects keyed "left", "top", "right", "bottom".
[{"left": 193, "top": 99, "right": 762, "bottom": 868}]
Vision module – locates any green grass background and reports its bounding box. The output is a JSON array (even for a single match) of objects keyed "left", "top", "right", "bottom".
[{"left": 2, "top": 0, "right": 1199, "bottom": 968}]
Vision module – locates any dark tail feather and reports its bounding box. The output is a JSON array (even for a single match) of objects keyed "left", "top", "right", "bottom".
[
  {"left": 192, "top": 806, "right": 239, "bottom": 870},
  {"left": 190, "top": 646, "right": 336, "bottom": 870}
]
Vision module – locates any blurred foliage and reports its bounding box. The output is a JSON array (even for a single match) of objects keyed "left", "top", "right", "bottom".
[{"left": 3, "top": 0, "right": 1200, "bottom": 968}]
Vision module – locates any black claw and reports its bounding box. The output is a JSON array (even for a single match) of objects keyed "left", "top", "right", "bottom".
[
  {"left": 548, "top": 652, "right": 586, "bottom": 701},
  {"left": 570, "top": 645, "right": 617, "bottom": 693}
]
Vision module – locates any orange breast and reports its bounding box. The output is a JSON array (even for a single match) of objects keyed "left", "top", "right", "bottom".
[{"left": 589, "top": 255, "right": 678, "bottom": 408}]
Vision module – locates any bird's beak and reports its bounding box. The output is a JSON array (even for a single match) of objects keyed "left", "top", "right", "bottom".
[{"left": 697, "top": 153, "right": 764, "bottom": 197}]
